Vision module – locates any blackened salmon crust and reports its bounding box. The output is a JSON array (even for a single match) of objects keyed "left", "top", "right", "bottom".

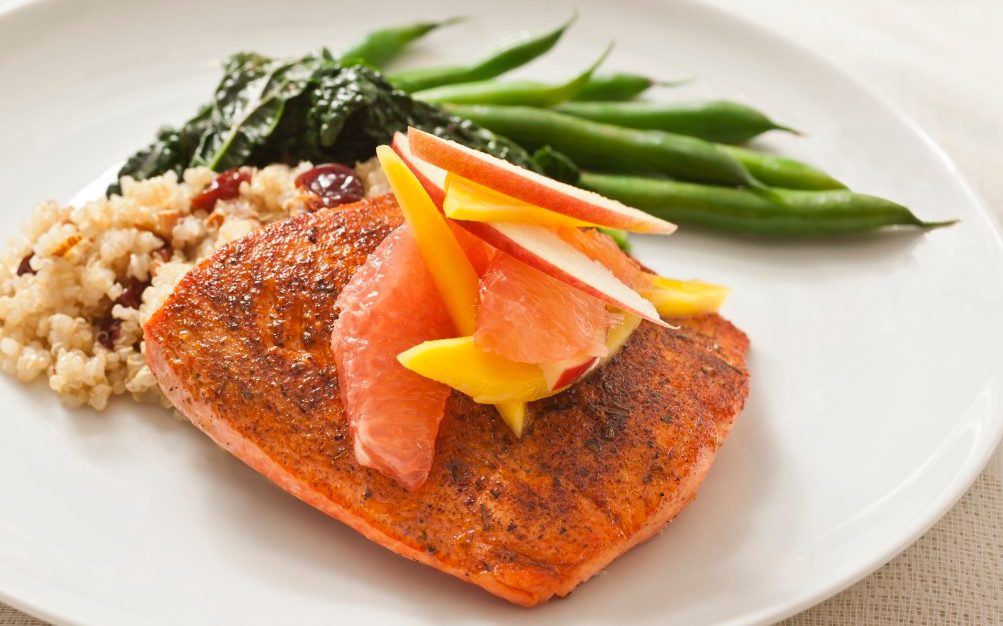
[{"left": 144, "top": 194, "right": 750, "bottom": 606}]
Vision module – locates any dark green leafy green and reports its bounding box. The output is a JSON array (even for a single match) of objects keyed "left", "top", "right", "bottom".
[
  {"left": 109, "top": 51, "right": 533, "bottom": 195},
  {"left": 190, "top": 53, "right": 324, "bottom": 171},
  {"left": 110, "top": 105, "right": 212, "bottom": 194},
  {"left": 530, "top": 145, "right": 580, "bottom": 184}
]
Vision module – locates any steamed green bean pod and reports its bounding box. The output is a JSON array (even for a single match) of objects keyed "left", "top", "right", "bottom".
[
  {"left": 552, "top": 100, "right": 796, "bottom": 144},
  {"left": 337, "top": 17, "right": 462, "bottom": 67},
  {"left": 414, "top": 44, "right": 611, "bottom": 107},
  {"left": 580, "top": 172, "right": 953, "bottom": 235},
  {"left": 448, "top": 104, "right": 757, "bottom": 187},
  {"left": 573, "top": 72, "right": 685, "bottom": 101},
  {"left": 388, "top": 15, "right": 575, "bottom": 92},
  {"left": 719, "top": 145, "right": 845, "bottom": 190}
]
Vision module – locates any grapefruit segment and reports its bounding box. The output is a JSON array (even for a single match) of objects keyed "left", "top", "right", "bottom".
[
  {"left": 557, "top": 227, "right": 651, "bottom": 290},
  {"left": 474, "top": 253, "right": 610, "bottom": 363},
  {"left": 462, "top": 221, "right": 666, "bottom": 325},
  {"left": 331, "top": 226, "right": 454, "bottom": 490}
]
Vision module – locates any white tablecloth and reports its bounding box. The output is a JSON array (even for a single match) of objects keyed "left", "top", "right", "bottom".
[{"left": 1, "top": 1, "right": 1000, "bottom": 624}]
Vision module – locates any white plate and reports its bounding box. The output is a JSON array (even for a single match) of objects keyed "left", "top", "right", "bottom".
[{"left": 1, "top": 1, "right": 1001, "bottom": 624}]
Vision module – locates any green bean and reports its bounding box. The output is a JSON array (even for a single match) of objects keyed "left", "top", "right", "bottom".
[
  {"left": 414, "top": 44, "right": 611, "bottom": 106},
  {"left": 719, "top": 145, "right": 845, "bottom": 190},
  {"left": 573, "top": 72, "right": 680, "bottom": 101},
  {"left": 337, "top": 17, "right": 463, "bottom": 68},
  {"left": 552, "top": 100, "right": 796, "bottom": 144},
  {"left": 579, "top": 172, "right": 955, "bottom": 236},
  {"left": 389, "top": 14, "right": 575, "bottom": 92},
  {"left": 448, "top": 104, "right": 756, "bottom": 187}
]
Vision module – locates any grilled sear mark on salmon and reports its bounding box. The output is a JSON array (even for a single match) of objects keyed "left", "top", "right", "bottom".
[{"left": 144, "top": 193, "right": 749, "bottom": 607}]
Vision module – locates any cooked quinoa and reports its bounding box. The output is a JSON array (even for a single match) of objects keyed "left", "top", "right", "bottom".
[{"left": 0, "top": 159, "right": 389, "bottom": 410}]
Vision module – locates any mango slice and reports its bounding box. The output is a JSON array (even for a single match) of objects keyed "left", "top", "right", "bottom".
[
  {"left": 398, "top": 337, "right": 552, "bottom": 404},
  {"left": 443, "top": 173, "right": 599, "bottom": 229},
  {"left": 399, "top": 312, "right": 644, "bottom": 408},
  {"left": 603, "top": 312, "right": 642, "bottom": 357},
  {"left": 640, "top": 275, "right": 729, "bottom": 316},
  {"left": 377, "top": 146, "right": 480, "bottom": 334},
  {"left": 494, "top": 402, "right": 528, "bottom": 438}
]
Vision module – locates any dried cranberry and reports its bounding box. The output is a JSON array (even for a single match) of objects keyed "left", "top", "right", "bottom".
[
  {"left": 295, "top": 163, "right": 365, "bottom": 210},
  {"left": 191, "top": 168, "right": 251, "bottom": 211},
  {"left": 97, "top": 323, "right": 120, "bottom": 350},
  {"left": 97, "top": 277, "right": 149, "bottom": 350},
  {"left": 153, "top": 245, "right": 173, "bottom": 264},
  {"left": 16, "top": 253, "right": 35, "bottom": 276},
  {"left": 115, "top": 277, "right": 147, "bottom": 309}
]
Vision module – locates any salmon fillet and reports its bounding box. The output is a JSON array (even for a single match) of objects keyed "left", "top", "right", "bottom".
[{"left": 144, "top": 194, "right": 750, "bottom": 607}]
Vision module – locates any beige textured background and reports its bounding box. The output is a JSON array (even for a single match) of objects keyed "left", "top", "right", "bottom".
[{"left": 2, "top": 1, "right": 1001, "bottom": 624}]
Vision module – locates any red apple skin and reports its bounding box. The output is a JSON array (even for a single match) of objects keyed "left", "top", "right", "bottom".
[
  {"left": 541, "top": 355, "right": 600, "bottom": 391},
  {"left": 407, "top": 128, "right": 676, "bottom": 235},
  {"left": 460, "top": 221, "right": 666, "bottom": 326},
  {"left": 391, "top": 133, "right": 666, "bottom": 326},
  {"left": 392, "top": 131, "right": 446, "bottom": 206}
]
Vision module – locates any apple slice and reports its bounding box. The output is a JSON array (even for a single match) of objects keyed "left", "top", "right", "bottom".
[
  {"left": 407, "top": 127, "right": 677, "bottom": 235},
  {"left": 462, "top": 221, "right": 665, "bottom": 325},
  {"left": 392, "top": 131, "right": 445, "bottom": 206},
  {"left": 539, "top": 353, "right": 600, "bottom": 392},
  {"left": 393, "top": 132, "right": 665, "bottom": 325},
  {"left": 538, "top": 310, "right": 642, "bottom": 391}
]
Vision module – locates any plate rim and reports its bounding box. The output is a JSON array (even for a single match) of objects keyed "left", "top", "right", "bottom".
[
  {"left": 696, "top": 1, "right": 1003, "bottom": 623},
  {"left": 0, "top": 0, "right": 1001, "bottom": 624}
]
